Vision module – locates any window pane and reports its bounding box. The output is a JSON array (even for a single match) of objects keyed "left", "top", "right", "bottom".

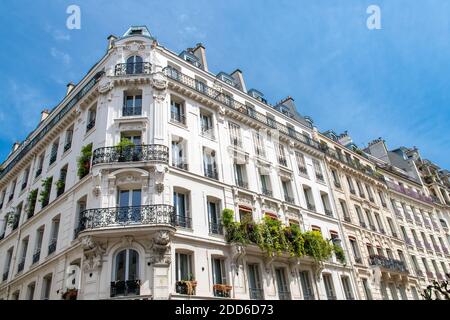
[
  {"left": 115, "top": 250, "right": 126, "bottom": 281},
  {"left": 128, "top": 249, "right": 139, "bottom": 280}
]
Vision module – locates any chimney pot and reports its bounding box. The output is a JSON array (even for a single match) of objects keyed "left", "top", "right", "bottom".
[
  {"left": 41, "top": 109, "right": 50, "bottom": 122},
  {"left": 66, "top": 82, "right": 75, "bottom": 95},
  {"left": 107, "top": 35, "right": 117, "bottom": 50}
]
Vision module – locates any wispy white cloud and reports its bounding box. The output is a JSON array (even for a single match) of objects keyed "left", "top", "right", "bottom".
[
  {"left": 50, "top": 47, "right": 71, "bottom": 66},
  {"left": 44, "top": 24, "right": 71, "bottom": 41}
]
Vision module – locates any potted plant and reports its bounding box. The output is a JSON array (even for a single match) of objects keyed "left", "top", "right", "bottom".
[
  {"left": 213, "top": 284, "right": 233, "bottom": 297},
  {"left": 176, "top": 274, "right": 197, "bottom": 295},
  {"left": 62, "top": 288, "right": 78, "bottom": 300},
  {"left": 115, "top": 138, "right": 135, "bottom": 162},
  {"left": 77, "top": 143, "right": 92, "bottom": 179},
  {"left": 55, "top": 179, "right": 65, "bottom": 196}
]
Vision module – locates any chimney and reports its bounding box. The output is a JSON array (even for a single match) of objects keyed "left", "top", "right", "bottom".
[
  {"left": 231, "top": 69, "right": 247, "bottom": 92},
  {"left": 41, "top": 109, "right": 50, "bottom": 122},
  {"left": 12, "top": 141, "right": 20, "bottom": 152},
  {"left": 66, "top": 82, "right": 75, "bottom": 95},
  {"left": 107, "top": 35, "right": 117, "bottom": 50},
  {"left": 192, "top": 43, "right": 208, "bottom": 71}
]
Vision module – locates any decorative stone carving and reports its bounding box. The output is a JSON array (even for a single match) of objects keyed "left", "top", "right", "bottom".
[
  {"left": 121, "top": 235, "right": 134, "bottom": 247},
  {"left": 149, "top": 231, "right": 172, "bottom": 265},
  {"left": 81, "top": 236, "right": 106, "bottom": 272},
  {"left": 98, "top": 78, "right": 114, "bottom": 94},
  {"left": 155, "top": 183, "right": 164, "bottom": 194},
  {"left": 151, "top": 71, "right": 168, "bottom": 91}
]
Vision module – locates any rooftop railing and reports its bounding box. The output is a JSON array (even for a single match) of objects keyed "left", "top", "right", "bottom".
[
  {"left": 164, "top": 67, "right": 321, "bottom": 151},
  {"left": 386, "top": 181, "right": 434, "bottom": 204}
]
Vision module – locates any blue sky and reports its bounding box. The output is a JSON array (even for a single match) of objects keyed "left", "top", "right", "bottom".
[{"left": 0, "top": 0, "right": 449, "bottom": 168}]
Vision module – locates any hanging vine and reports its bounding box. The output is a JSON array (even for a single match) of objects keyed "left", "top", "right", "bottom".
[{"left": 221, "top": 209, "right": 341, "bottom": 263}]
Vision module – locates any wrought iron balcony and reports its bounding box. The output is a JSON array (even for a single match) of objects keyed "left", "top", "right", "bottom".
[
  {"left": 231, "top": 137, "right": 243, "bottom": 148},
  {"left": 284, "top": 195, "right": 295, "bottom": 204},
  {"left": 249, "top": 288, "right": 264, "bottom": 300},
  {"left": 278, "top": 157, "right": 288, "bottom": 167},
  {"left": 262, "top": 188, "right": 273, "bottom": 197},
  {"left": 64, "top": 141, "right": 72, "bottom": 152},
  {"left": 17, "top": 260, "right": 25, "bottom": 273},
  {"left": 386, "top": 181, "right": 434, "bottom": 204},
  {"left": 78, "top": 204, "right": 176, "bottom": 233},
  {"left": 204, "top": 168, "right": 218, "bottom": 180},
  {"left": 368, "top": 254, "right": 408, "bottom": 274},
  {"left": 209, "top": 222, "right": 224, "bottom": 235},
  {"left": 32, "top": 250, "right": 41, "bottom": 264},
  {"left": 414, "top": 240, "right": 423, "bottom": 249},
  {"left": 86, "top": 119, "right": 95, "bottom": 132},
  {"left": 48, "top": 240, "right": 57, "bottom": 255},
  {"left": 92, "top": 144, "right": 169, "bottom": 165},
  {"left": 307, "top": 203, "right": 316, "bottom": 212},
  {"left": 122, "top": 106, "right": 142, "bottom": 117},
  {"left": 433, "top": 244, "right": 442, "bottom": 253},
  {"left": 114, "top": 62, "right": 151, "bottom": 76},
  {"left": 424, "top": 242, "right": 433, "bottom": 252},
  {"left": 174, "top": 215, "right": 192, "bottom": 229},
  {"left": 325, "top": 209, "right": 333, "bottom": 217},
  {"left": 172, "top": 161, "right": 189, "bottom": 171},
  {"left": 298, "top": 166, "right": 308, "bottom": 175},
  {"left": 171, "top": 112, "right": 186, "bottom": 124},
  {"left": 110, "top": 280, "right": 141, "bottom": 297},
  {"left": 236, "top": 179, "right": 249, "bottom": 189}
]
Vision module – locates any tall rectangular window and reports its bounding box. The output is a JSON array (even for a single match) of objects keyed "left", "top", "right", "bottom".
[
  {"left": 275, "top": 268, "right": 291, "bottom": 300},
  {"left": 49, "top": 140, "right": 59, "bottom": 165},
  {"left": 173, "top": 191, "right": 190, "bottom": 228},
  {"left": 295, "top": 151, "right": 308, "bottom": 176},
  {"left": 228, "top": 122, "right": 242, "bottom": 148},
  {"left": 170, "top": 98, "right": 185, "bottom": 124},
  {"left": 322, "top": 274, "right": 336, "bottom": 300},
  {"left": 341, "top": 276, "right": 354, "bottom": 300},
  {"left": 175, "top": 252, "right": 193, "bottom": 282},
  {"left": 362, "top": 278, "right": 373, "bottom": 300},
  {"left": 312, "top": 159, "right": 324, "bottom": 182},
  {"left": 123, "top": 93, "right": 142, "bottom": 116},
  {"left": 200, "top": 112, "right": 214, "bottom": 139},
  {"left": 253, "top": 132, "right": 265, "bottom": 157},
  {"left": 299, "top": 270, "right": 315, "bottom": 300},
  {"left": 86, "top": 106, "right": 96, "bottom": 131},
  {"left": 247, "top": 264, "right": 264, "bottom": 300},
  {"left": 41, "top": 274, "right": 52, "bottom": 300}
]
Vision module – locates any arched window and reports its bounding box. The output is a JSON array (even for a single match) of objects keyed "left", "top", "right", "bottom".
[
  {"left": 126, "top": 56, "right": 143, "bottom": 75},
  {"left": 114, "top": 249, "right": 139, "bottom": 281}
]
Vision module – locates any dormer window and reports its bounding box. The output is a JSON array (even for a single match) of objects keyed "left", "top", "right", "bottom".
[
  {"left": 179, "top": 51, "right": 202, "bottom": 68},
  {"left": 217, "top": 72, "right": 235, "bottom": 87},
  {"left": 129, "top": 29, "right": 142, "bottom": 35},
  {"left": 248, "top": 89, "right": 267, "bottom": 104}
]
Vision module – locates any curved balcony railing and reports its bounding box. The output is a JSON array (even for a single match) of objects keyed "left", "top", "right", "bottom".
[
  {"left": 114, "top": 62, "right": 151, "bottom": 76},
  {"left": 78, "top": 204, "right": 175, "bottom": 232},
  {"left": 368, "top": 254, "right": 408, "bottom": 274},
  {"left": 92, "top": 145, "right": 169, "bottom": 165}
]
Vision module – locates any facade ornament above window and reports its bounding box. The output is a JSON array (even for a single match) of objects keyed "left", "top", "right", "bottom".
[
  {"left": 98, "top": 78, "right": 114, "bottom": 94},
  {"left": 151, "top": 70, "right": 168, "bottom": 92}
]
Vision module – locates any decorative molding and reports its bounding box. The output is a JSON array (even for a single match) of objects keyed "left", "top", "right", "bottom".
[{"left": 81, "top": 236, "right": 106, "bottom": 272}]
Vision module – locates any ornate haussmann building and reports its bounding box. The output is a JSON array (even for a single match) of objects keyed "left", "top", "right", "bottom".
[{"left": 0, "top": 26, "right": 449, "bottom": 300}]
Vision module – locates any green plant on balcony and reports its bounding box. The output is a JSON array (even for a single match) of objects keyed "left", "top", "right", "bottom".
[
  {"left": 39, "top": 177, "right": 53, "bottom": 207},
  {"left": 26, "top": 189, "right": 38, "bottom": 217},
  {"left": 303, "top": 231, "right": 333, "bottom": 262},
  {"left": 77, "top": 143, "right": 92, "bottom": 179},
  {"left": 221, "top": 209, "right": 338, "bottom": 262},
  {"left": 333, "top": 244, "right": 346, "bottom": 264},
  {"left": 115, "top": 138, "right": 135, "bottom": 150},
  {"left": 55, "top": 179, "right": 65, "bottom": 194}
]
